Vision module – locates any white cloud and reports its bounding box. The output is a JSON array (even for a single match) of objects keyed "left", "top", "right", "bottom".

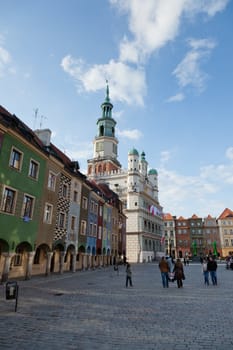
[
  {"left": 117, "top": 128, "right": 143, "bottom": 140},
  {"left": 52, "top": 130, "right": 93, "bottom": 161},
  {"left": 0, "top": 46, "right": 11, "bottom": 77},
  {"left": 159, "top": 146, "right": 233, "bottom": 217},
  {"left": 173, "top": 38, "right": 216, "bottom": 92},
  {"left": 184, "top": 0, "right": 230, "bottom": 17},
  {"left": 160, "top": 150, "right": 171, "bottom": 164},
  {"left": 111, "top": 0, "right": 228, "bottom": 64},
  {"left": 115, "top": 0, "right": 185, "bottom": 64},
  {"left": 166, "top": 93, "right": 185, "bottom": 103},
  {"left": 226, "top": 147, "right": 233, "bottom": 160},
  {"left": 61, "top": 0, "right": 229, "bottom": 105},
  {"left": 61, "top": 56, "right": 146, "bottom": 105}
]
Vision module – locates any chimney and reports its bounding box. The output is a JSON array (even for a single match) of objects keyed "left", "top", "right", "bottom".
[{"left": 34, "top": 129, "right": 51, "bottom": 146}]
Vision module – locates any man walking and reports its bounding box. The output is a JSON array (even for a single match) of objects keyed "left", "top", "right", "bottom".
[
  {"left": 159, "top": 256, "right": 169, "bottom": 288},
  {"left": 207, "top": 256, "right": 218, "bottom": 285}
]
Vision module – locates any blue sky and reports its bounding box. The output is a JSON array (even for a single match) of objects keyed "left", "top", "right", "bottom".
[{"left": 1, "top": 0, "right": 233, "bottom": 218}]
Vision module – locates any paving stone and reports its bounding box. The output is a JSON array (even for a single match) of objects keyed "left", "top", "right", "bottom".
[{"left": 0, "top": 262, "right": 232, "bottom": 349}]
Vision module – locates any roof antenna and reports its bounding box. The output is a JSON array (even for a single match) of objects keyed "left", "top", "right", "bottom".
[
  {"left": 40, "top": 115, "right": 47, "bottom": 129},
  {"left": 33, "top": 108, "right": 39, "bottom": 129}
]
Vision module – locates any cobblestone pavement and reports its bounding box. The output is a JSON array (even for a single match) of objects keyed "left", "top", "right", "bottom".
[{"left": 0, "top": 262, "right": 233, "bottom": 350}]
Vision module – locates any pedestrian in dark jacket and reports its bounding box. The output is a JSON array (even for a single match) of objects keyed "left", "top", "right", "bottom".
[
  {"left": 159, "top": 256, "right": 169, "bottom": 288},
  {"left": 173, "top": 258, "right": 185, "bottom": 288},
  {"left": 207, "top": 256, "right": 217, "bottom": 285},
  {"left": 125, "top": 263, "right": 133, "bottom": 287}
]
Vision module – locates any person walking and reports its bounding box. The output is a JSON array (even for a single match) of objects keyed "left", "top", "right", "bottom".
[
  {"left": 166, "top": 256, "right": 174, "bottom": 273},
  {"left": 173, "top": 258, "right": 185, "bottom": 288},
  {"left": 207, "top": 256, "right": 218, "bottom": 285},
  {"left": 125, "top": 263, "right": 133, "bottom": 287},
  {"left": 159, "top": 256, "right": 169, "bottom": 288},
  {"left": 202, "top": 258, "right": 209, "bottom": 285}
]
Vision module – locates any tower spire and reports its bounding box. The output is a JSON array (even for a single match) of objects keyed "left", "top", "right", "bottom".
[{"left": 105, "top": 80, "right": 110, "bottom": 102}]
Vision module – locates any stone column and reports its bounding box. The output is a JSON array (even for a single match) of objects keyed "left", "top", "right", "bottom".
[
  {"left": 25, "top": 251, "right": 35, "bottom": 280},
  {"left": 83, "top": 254, "right": 87, "bottom": 270},
  {"left": 59, "top": 252, "right": 65, "bottom": 274},
  {"left": 45, "top": 252, "right": 53, "bottom": 276},
  {"left": 71, "top": 253, "right": 76, "bottom": 273},
  {"left": 1, "top": 253, "right": 14, "bottom": 283}
]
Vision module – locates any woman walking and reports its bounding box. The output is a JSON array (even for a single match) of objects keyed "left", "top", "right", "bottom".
[
  {"left": 173, "top": 258, "right": 185, "bottom": 288},
  {"left": 202, "top": 258, "right": 209, "bottom": 285}
]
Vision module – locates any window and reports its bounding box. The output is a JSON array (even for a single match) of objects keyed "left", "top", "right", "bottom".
[
  {"left": 62, "top": 184, "right": 68, "bottom": 198},
  {"left": 22, "top": 194, "right": 34, "bottom": 219},
  {"left": 59, "top": 213, "right": 65, "bottom": 228},
  {"left": 81, "top": 220, "right": 86, "bottom": 235},
  {"left": 73, "top": 190, "right": 78, "bottom": 202},
  {"left": 1, "top": 187, "right": 17, "bottom": 214},
  {"left": 9, "top": 147, "right": 23, "bottom": 170},
  {"left": 94, "top": 203, "right": 98, "bottom": 214},
  {"left": 90, "top": 223, "right": 93, "bottom": 236},
  {"left": 225, "top": 239, "right": 229, "bottom": 247},
  {"left": 13, "top": 249, "right": 23, "bottom": 266},
  {"left": 231, "top": 239, "right": 233, "bottom": 246},
  {"left": 29, "top": 159, "right": 39, "bottom": 179},
  {"left": 98, "top": 226, "right": 102, "bottom": 239},
  {"left": 82, "top": 196, "right": 88, "bottom": 210},
  {"left": 44, "top": 203, "right": 53, "bottom": 224},
  {"left": 71, "top": 216, "right": 76, "bottom": 231},
  {"left": 48, "top": 171, "right": 56, "bottom": 190},
  {"left": 93, "top": 224, "right": 97, "bottom": 237}
]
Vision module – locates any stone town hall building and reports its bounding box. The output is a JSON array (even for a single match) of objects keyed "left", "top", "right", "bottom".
[{"left": 87, "top": 85, "right": 164, "bottom": 263}]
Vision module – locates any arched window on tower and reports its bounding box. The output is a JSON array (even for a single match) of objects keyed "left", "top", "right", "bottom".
[{"left": 100, "top": 125, "right": 104, "bottom": 136}]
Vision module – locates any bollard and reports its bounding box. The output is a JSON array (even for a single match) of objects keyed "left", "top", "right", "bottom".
[{"left": 6, "top": 281, "right": 19, "bottom": 312}]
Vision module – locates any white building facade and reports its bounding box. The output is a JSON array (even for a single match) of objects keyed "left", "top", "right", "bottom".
[{"left": 87, "top": 85, "right": 164, "bottom": 263}]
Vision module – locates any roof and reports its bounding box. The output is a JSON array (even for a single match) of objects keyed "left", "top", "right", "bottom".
[
  {"left": 191, "top": 214, "right": 199, "bottom": 219},
  {"left": 148, "top": 168, "right": 158, "bottom": 175},
  {"left": 218, "top": 208, "right": 233, "bottom": 220},
  {"left": 0, "top": 104, "right": 86, "bottom": 180},
  {"left": 128, "top": 148, "right": 139, "bottom": 156},
  {"left": 163, "top": 213, "right": 174, "bottom": 220},
  {"left": 177, "top": 216, "right": 186, "bottom": 220}
]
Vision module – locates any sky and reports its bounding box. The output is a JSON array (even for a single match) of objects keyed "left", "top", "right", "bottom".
[{"left": 1, "top": 0, "right": 233, "bottom": 219}]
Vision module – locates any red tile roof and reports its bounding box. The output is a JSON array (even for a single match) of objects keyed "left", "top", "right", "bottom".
[
  {"left": 218, "top": 208, "right": 233, "bottom": 220},
  {"left": 191, "top": 214, "right": 199, "bottom": 219},
  {"left": 163, "top": 213, "right": 174, "bottom": 220},
  {"left": 177, "top": 216, "right": 186, "bottom": 220}
]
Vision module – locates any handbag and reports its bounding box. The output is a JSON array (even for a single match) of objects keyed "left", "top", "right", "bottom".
[{"left": 168, "top": 272, "right": 175, "bottom": 282}]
